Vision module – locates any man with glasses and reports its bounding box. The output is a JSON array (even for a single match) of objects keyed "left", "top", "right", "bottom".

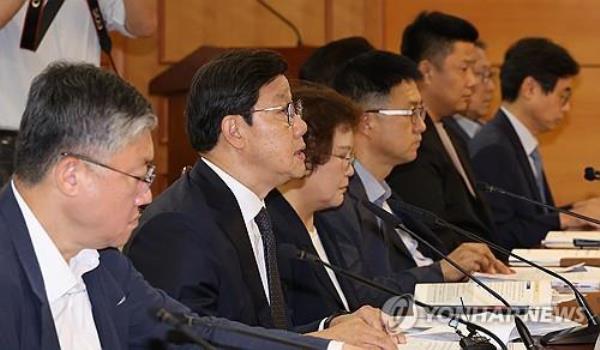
[
  {"left": 318, "top": 51, "right": 510, "bottom": 297},
  {"left": 445, "top": 41, "right": 496, "bottom": 145},
  {"left": 470, "top": 37, "right": 600, "bottom": 250},
  {"left": 386, "top": 11, "right": 498, "bottom": 252},
  {"left": 127, "top": 49, "right": 399, "bottom": 350},
  {"left": 0, "top": 61, "right": 340, "bottom": 350}
]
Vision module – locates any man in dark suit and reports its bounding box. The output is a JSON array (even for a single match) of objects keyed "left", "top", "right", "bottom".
[
  {"left": 470, "top": 38, "right": 600, "bottom": 250},
  {"left": 127, "top": 49, "right": 399, "bottom": 350},
  {"left": 385, "top": 12, "right": 496, "bottom": 251},
  {"left": 0, "top": 62, "right": 333, "bottom": 350},
  {"left": 444, "top": 40, "right": 496, "bottom": 147},
  {"left": 322, "top": 51, "right": 510, "bottom": 293}
]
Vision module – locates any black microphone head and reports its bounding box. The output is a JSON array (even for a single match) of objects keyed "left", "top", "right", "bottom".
[
  {"left": 278, "top": 243, "right": 302, "bottom": 261},
  {"left": 584, "top": 167, "right": 597, "bottom": 181}
]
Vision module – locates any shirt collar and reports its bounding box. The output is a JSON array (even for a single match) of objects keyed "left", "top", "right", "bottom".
[
  {"left": 354, "top": 160, "right": 391, "bottom": 205},
  {"left": 501, "top": 106, "right": 539, "bottom": 155},
  {"left": 11, "top": 181, "right": 99, "bottom": 304},
  {"left": 453, "top": 114, "right": 483, "bottom": 138},
  {"left": 202, "top": 158, "right": 265, "bottom": 225}
]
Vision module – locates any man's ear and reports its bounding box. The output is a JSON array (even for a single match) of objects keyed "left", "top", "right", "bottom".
[
  {"left": 520, "top": 76, "right": 539, "bottom": 101},
  {"left": 357, "top": 112, "right": 375, "bottom": 136},
  {"left": 418, "top": 59, "right": 434, "bottom": 85},
  {"left": 53, "top": 157, "right": 82, "bottom": 197},
  {"left": 220, "top": 114, "right": 246, "bottom": 149}
]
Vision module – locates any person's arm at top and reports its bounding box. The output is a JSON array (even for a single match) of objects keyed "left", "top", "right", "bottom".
[
  {"left": 0, "top": 0, "right": 25, "bottom": 29},
  {"left": 122, "top": 0, "right": 157, "bottom": 37}
]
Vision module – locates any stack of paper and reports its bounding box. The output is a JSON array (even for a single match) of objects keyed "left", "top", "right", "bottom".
[
  {"left": 414, "top": 280, "right": 553, "bottom": 308},
  {"left": 542, "top": 231, "right": 600, "bottom": 248},
  {"left": 475, "top": 265, "right": 600, "bottom": 293},
  {"left": 510, "top": 249, "right": 600, "bottom": 266}
]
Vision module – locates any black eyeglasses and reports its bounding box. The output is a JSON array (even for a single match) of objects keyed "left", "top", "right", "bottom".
[
  {"left": 365, "top": 106, "right": 426, "bottom": 124},
  {"left": 250, "top": 100, "right": 303, "bottom": 127},
  {"left": 60, "top": 152, "right": 156, "bottom": 187}
]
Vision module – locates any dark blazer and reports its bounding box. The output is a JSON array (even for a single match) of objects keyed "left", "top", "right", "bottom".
[
  {"left": 443, "top": 116, "right": 472, "bottom": 149},
  {"left": 469, "top": 110, "right": 560, "bottom": 250},
  {"left": 317, "top": 174, "right": 444, "bottom": 302},
  {"left": 0, "top": 185, "right": 329, "bottom": 350},
  {"left": 386, "top": 115, "right": 496, "bottom": 251},
  {"left": 267, "top": 190, "right": 361, "bottom": 327},
  {"left": 126, "top": 160, "right": 320, "bottom": 333}
]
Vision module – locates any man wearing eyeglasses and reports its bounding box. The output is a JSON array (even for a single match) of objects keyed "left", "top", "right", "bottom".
[
  {"left": 386, "top": 11, "right": 499, "bottom": 253},
  {"left": 444, "top": 40, "right": 496, "bottom": 146},
  {"left": 0, "top": 62, "right": 343, "bottom": 350},
  {"left": 317, "top": 51, "right": 510, "bottom": 298},
  {"left": 127, "top": 49, "right": 399, "bottom": 350},
  {"left": 470, "top": 38, "right": 600, "bottom": 250}
]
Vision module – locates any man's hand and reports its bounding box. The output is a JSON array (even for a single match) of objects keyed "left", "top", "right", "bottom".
[
  {"left": 441, "top": 243, "right": 513, "bottom": 281},
  {"left": 310, "top": 305, "right": 405, "bottom": 350}
]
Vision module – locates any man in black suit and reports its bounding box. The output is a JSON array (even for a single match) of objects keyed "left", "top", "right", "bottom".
[
  {"left": 470, "top": 38, "right": 600, "bottom": 250},
  {"left": 321, "top": 51, "right": 510, "bottom": 293},
  {"left": 127, "top": 49, "right": 399, "bottom": 350},
  {"left": 0, "top": 62, "right": 332, "bottom": 350},
  {"left": 386, "top": 12, "right": 497, "bottom": 251},
  {"left": 444, "top": 40, "right": 496, "bottom": 147}
]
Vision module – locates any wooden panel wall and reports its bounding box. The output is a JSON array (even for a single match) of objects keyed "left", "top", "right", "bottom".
[
  {"left": 383, "top": 0, "right": 600, "bottom": 205},
  {"left": 114, "top": 0, "right": 384, "bottom": 193}
]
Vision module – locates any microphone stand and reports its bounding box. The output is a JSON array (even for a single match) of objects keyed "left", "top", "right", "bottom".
[
  {"left": 280, "top": 244, "right": 504, "bottom": 350},
  {"left": 361, "top": 200, "right": 539, "bottom": 350},
  {"left": 388, "top": 196, "right": 600, "bottom": 345},
  {"left": 157, "top": 308, "right": 217, "bottom": 350}
]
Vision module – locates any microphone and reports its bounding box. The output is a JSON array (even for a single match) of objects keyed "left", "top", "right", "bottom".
[
  {"left": 278, "top": 244, "right": 505, "bottom": 350},
  {"left": 388, "top": 197, "right": 600, "bottom": 346},
  {"left": 157, "top": 308, "right": 320, "bottom": 350},
  {"left": 257, "top": 0, "right": 304, "bottom": 46},
  {"left": 585, "top": 167, "right": 600, "bottom": 182},
  {"left": 156, "top": 308, "right": 217, "bottom": 350},
  {"left": 360, "top": 201, "right": 539, "bottom": 350},
  {"left": 477, "top": 182, "right": 600, "bottom": 226}
]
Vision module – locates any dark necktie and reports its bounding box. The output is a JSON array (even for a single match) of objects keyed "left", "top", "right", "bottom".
[{"left": 254, "top": 208, "right": 288, "bottom": 329}]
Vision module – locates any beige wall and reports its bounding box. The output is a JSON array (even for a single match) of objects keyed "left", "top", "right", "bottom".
[{"left": 113, "top": 0, "right": 600, "bottom": 204}]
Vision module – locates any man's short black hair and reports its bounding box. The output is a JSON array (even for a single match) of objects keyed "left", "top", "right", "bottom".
[
  {"left": 333, "top": 50, "right": 422, "bottom": 105},
  {"left": 299, "top": 36, "right": 375, "bottom": 86},
  {"left": 186, "top": 49, "right": 288, "bottom": 152},
  {"left": 500, "top": 37, "right": 579, "bottom": 102},
  {"left": 401, "top": 11, "right": 478, "bottom": 64}
]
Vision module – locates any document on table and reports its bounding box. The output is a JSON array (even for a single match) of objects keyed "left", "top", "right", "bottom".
[
  {"left": 542, "top": 231, "right": 600, "bottom": 248},
  {"left": 510, "top": 249, "right": 600, "bottom": 266},
  {"left": 397, "top": 338, "right": 527, "bottom": 349},
  {"left": 474, "top": 265, "right": 600, "bottom": 293},
  {"left": 414, "top": 280, "right": 552, "bottom": 307}
]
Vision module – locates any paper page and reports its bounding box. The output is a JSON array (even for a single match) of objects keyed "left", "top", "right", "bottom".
[
  {"left": 414, "top": 280, "right": 552, "bottom": 307},
  {"left": 510, "top": 249, "right": 600, "bottom": 266},
  {"left": 398, "top": 337, "right": 527, "bottom": 349},
  {"left": 543, "top": 231, "right": 600, "bottom": 248}
]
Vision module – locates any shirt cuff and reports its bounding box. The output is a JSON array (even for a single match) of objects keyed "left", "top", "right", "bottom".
[
  {"left": 327, "top": 340, "right": 345, "bottom": 350},
  {"left": 318, "top": 318, "right": 327, "bottom": 331}
]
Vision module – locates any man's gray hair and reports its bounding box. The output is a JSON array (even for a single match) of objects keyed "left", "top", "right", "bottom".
[{"left": 14, "top": 62, "right": 157, "bottom": 185}]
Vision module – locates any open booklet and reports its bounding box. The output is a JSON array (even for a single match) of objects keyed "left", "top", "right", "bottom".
[
  {"left": 397, "top": 339, "right": 527, "bottom": 350},
  {"left": 414, "top": 280, "right": 553, "bottom": 309},
  {"left": 542, "top": 231, "right": 600, "bottom": 248},
  {"left": 509, "top": 249, "right": 600, "bottom": 266}
]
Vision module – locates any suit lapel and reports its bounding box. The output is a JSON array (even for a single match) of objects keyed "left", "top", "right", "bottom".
[
  {"left": 190, "top": 160, "right": 273, "bottom": 327},
  {"left": 0, "top": 186, "right": 61, "bottom": 350}
]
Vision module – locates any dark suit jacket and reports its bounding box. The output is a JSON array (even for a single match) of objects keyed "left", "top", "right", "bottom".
[
  {"left": 443, "top": 116, "right": 472, "bottom": 150},
  {"left": 126, "top": 160, "right": 320, "bottom": 333},
  {"left": 469, "top": 110, "right": 560, "bottom": 250},
  {"left": 0, "top": 185, "right": 329, "bottom": 350},
  {"left": 317, "top": 175, "right": 444, "bottom": 302},
  {"left": 386, "top": 115, "right": 496, "bottom": 251},
  {"left": 267, "top": 190, "right": 361, "bottom": 327}
]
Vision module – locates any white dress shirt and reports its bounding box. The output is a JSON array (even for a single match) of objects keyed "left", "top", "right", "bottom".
[
  {"left": 203, "top": 158, "right": 271, "bottom": 302},
  {"left": 308, "top": 227, "right": 350, "bottom": 311},
  {"left": 453, "top": 114, "right": 483, "bottom": 139},
  {"left": 12, "top": 182, "right": 101, "bottom": 350},
  {"left": 501, "top": 106, "right": 541, "bottom": 178}
]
